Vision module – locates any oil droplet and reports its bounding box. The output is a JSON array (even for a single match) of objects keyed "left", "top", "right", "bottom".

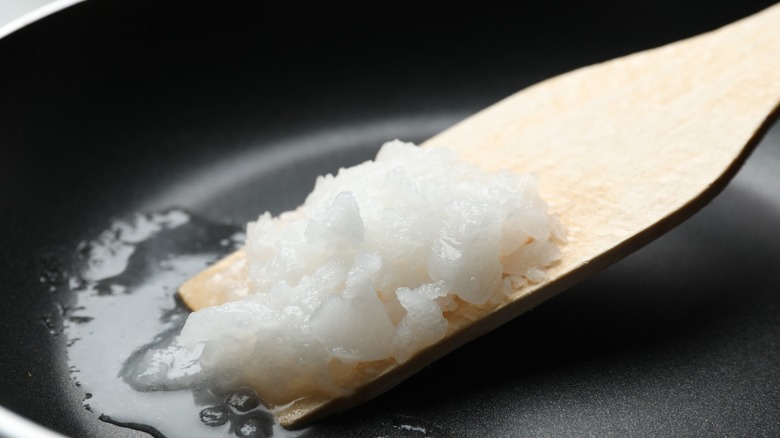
[
  {"left": 200, "top": 407, "right": 229, "bottom": 427},
  {"left": 226, "top": 389, "right": 260, "bottom": 413}
]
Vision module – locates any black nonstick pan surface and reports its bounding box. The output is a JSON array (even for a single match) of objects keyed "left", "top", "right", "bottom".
[{"left": 1, "top": 1, "right": 779, "bottom": 437}]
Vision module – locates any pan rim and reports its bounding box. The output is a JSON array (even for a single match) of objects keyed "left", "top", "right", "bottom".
[
  {"left": 0, "top": 405, "right": 66, "bottom": 438},
  {"left": 0, "top": 0, "right": 83, "bottom": 40}
]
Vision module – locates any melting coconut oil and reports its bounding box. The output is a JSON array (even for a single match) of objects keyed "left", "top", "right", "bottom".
[{"left": 48, "top": 209, "right": 459, "bottom": 438}]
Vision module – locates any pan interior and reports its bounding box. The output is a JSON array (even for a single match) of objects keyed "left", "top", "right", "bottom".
[{"left": 0, "top": 1, "right": 779, "bottom": 437}]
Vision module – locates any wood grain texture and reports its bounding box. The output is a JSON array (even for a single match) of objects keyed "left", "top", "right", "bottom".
[{"left": 179, "top": 3, "right": 780, "bottom": 428}]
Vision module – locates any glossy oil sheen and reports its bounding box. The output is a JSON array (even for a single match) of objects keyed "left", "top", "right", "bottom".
[{"left": 1, "top": 1, "right": 779, "bottom": 437}]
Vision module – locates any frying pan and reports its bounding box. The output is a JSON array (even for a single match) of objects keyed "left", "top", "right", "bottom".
[{"left": 1, "top": 1, "right": 778, "bottom": 436}]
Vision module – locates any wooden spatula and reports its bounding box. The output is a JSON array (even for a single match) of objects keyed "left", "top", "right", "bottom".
[{"left": 180, "top": 3, "right": 780, "bottom": 428}]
